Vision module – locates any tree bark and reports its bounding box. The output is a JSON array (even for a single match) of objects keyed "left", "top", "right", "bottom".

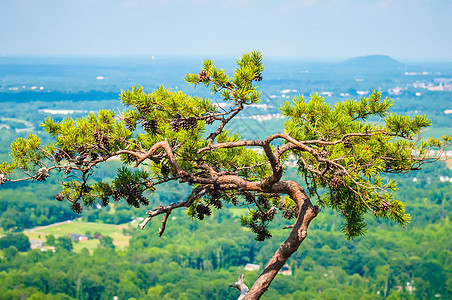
[{"left": 244, "top": 182, "right": 318, "bottom": 300}]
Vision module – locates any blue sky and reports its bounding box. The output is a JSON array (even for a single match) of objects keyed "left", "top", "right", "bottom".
[{"left": 0, "top": 0, "right": 451, "bottom": 60}]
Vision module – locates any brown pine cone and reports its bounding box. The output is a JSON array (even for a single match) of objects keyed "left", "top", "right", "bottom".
[
  {"left": 63, "top": 164, "right": 72, "bottom": 174},
  {"left": 141, "top": 119, "right": 158, "bottom": 133},
  {"left": 72, "top": 202, "right": 82, "bottom": 214},
  {"left": 0, "top": 173, "right": 6, "bottom": 185},
  {"left": 329, "top": 176, "right": 343, "bottom": 188},
  {"left": 54, "top": 192, "right": 65, "bottom": 201},
  {"left": 380, "top": 200, "right": 390, "bottom": 211},
  {"left": 204, "top": 115, "right": 215, "bottom": 125},
  {"left": 198, "top": 70, "right": 210, "bottom": 82},
  {"left": 35, "top": 167, "right": 50, "bottom": 181},
  {"left": 101, "top": 196, "right": 109, "bottom": 207},
  {"left": 54, "top": 150, "right": 64, "bottom": 163}
]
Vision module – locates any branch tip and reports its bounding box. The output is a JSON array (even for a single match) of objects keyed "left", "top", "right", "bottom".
[
  {"left": 139, "top": 216, "right": 152, "bottom": 229},
  {"left": 158, "top": 211, "right": 171, "bottom": 237},
  {"left": 230, "top": 273, "right": 249, "bottom": 300}
]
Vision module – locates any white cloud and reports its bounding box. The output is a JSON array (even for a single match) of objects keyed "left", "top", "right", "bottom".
[{"left": 376, "top": 0, "right": 392, "bottom": 10}]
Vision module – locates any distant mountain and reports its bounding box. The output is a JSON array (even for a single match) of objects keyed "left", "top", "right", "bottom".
[{"left": 336, "top": 55, "right": 406, "bottom": 72}]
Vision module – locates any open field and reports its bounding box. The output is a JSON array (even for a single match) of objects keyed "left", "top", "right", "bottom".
[
  {"left": 0, "top": 117, "right": 32, "bottom": 126},
  {"left": 23, "top": 220, "right": 132, "bottom": 252},
  {"left": 228, "top": 207, "right": 249, "bottom": 217}
]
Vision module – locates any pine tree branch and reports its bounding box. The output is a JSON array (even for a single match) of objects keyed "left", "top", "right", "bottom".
[
  {"left": 139, "top": 187, "right": 207, "bottom": 230},
  {"left": 207, "top": 103, "right": 244, "bottom": 144}
]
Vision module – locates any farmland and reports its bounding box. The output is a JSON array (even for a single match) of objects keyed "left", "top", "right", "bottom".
[{"left": 23, "top": 220, "right": 132, "bottom": 252}]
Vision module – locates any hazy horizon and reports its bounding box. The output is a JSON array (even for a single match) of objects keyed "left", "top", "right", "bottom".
[{"left": 1, "top": 54, "right": 452, "bottom": 65}]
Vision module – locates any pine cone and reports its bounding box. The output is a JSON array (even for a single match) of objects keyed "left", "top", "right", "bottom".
[
  {"left": 93, "top": 131, "right": 110, "bottom": 149},
  {"left": 254, "top": 74, "right": 263, "bottom": 82},
  {"left": 267, "top": 207, "right": 277, "bottom": 219},
  {"left": 101, "top": 196, "right": 109, "bottom": 207},
  {"left": 72, "top": 202, "right": 82, "bottom": 214},
  {"left": 114, "top": 188, "right": 125, "bottom": 199},
  {"left": 90, "top": 152, "right": 99, "bottom": 161},
  {"left": 245, "top": 193, "right": 254, "bottom": 203},
  {"left": 282, "top": 209, "right": 295, "bottom": 220},
  {"left": 198, "top": 70, "right": 210, "bottom": 82},
  {"left": 0, "top": 173, "right": 6, "bottom": 185},
  {"left": 328, "top": 176, "right": 343, "bottom": 189},
  {"left": 129, "top": 186, "right": 141, "bottom": 199},
  {"left": 161, "top": 165, "right": 170, "bottom": 178},
  {"left": 209, "top": 198, "right": 222, "bottom": 209},
  {"left": 256, "top": 229, "right": 271, "bottom": 241},
  {"left": 138, "top": 106, "right": 152, "bottom": 116},
  {"left": 380, "top": 200, "right": 390, "bottom": 211},
  {"left": 210, "top": 188, "right": 221, "bottom": 200},
  {"left": 253, "top": 210, "right": 264, "bottom": 221},
  {"left": 195, "top": 204, "right": 211, "bottom": 220},
  {"left": 63, "top": 164, "right": 72, "bottom": 174},
  {"left": 139, "top": 196, "right": 149, "bottom": 206},
  {"left": 170, "top": 119, "right": 182, "bottom": 132},
  {"left": 54, "top": 192, "right": 64, "bottom": 201},
  {"left": 141, "top": 119, "right": 158, "bottom": 133},
  {"left": 93, "top": 131, "right": 102, "bottom": 142},
  {"left": 112, "top": 192, "right": 120, "bottom": 201},
  {"left": 99, "top": 137, "right": 110, "bottom": 150},
  {"left": 334, "top": 169, "right": 346, "bottom": 177},
  {"left": 171, "top": 117, "right": 197, "bottom": 132},
  {"left": 185, "top": 117, "right": 198, "bottom": 130},
  {"left": 35, "top": 167, "right": 50, "bottom": 181},
  {"left": 54, "top": 150, "right": 64, "bottom": 163},
  {"left": 204, "top": 115, "right": 215, "bottom": 125}
]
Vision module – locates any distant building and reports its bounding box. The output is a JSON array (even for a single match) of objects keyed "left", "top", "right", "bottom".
[
  {"left": 244, "top": 263, "right": 260, "bottom": 271},
  {"left": 67, "top": 233, "right": 90, "bottom": 242},
  {"left": 30, "top": 239, "right": 45, "bottom": 249},
  {"left": 440, "top": 176, "right": 452, "bottom": 183},
  {"left": 41, "top": 246, "right": 56, "bottom": 253}
]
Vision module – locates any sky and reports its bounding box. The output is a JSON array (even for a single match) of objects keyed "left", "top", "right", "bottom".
[{"left": 0, "top": 0, "right": 451, "bottom": 60}]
